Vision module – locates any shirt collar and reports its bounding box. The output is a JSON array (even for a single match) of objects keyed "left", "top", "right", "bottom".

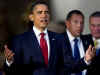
[
  {"left": 66, "top": 29, "right": 80, "bottom": 42},
  {"left": 93, "top": 37, "right": 100, "bottom": 41},
  {"left": 93, "top": 37, "right": 100, "bottom": 44},
  {"left": 33, "top": 26, "right": 48, "bottom": 37},
  {"left": 93, "top": 37, "right": 100, "bottom": 49}
]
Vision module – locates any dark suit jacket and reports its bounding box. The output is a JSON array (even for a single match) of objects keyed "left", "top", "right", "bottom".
[
  {"left": 5, "top": 29, "right": 64, "bottom": 75},
  {"left": 61, "top": 32, "right": 93, "bottom": 75},
  {"left": 84, "top": 34, "right": 100, "bottom": 75}
]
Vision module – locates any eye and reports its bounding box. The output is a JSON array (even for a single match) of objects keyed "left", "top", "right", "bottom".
[
  {"left": 37, "top": 11, "right": 42, "bottom": 14},
  {"left": 45, "top": 11, "right": 49, "bottom": 14},
  {"left": 97, "top": 24, "right": 100, "bottom": 26},
  {"left": 74, "top": 20, "right": 78, "bottom": 24},
  {"left": 91, "top": 24, "right": 96, "bottom": 27}
]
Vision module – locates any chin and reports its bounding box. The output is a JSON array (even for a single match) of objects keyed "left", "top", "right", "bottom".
[
  {"left": 76, "top": 34, "right": 80, "bottom": 37},
  {"left": 41, "top": 24, "right": 48, "bottom": 27},
  {"left": 40, "top": 26, "right": 47, "bottom": 29},
  {"left": 95, "top": 35, "right": 100, "bottom": 38}
]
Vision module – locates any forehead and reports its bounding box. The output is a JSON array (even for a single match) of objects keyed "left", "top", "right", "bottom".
[
  {"left": 90, "top": 17, "right": 100, "bottom": 22},
  {"left": 90, "top": 17, "right": 100, "bottom": 26},
  {"left": 70, "top": 14, "right": 83, "bottom": 20},
  {"left": 72, "top": 14, "right": 82, "bottom": 18},
  {"left": 33, "top": 4, "right": 48, "bottom": 11}
]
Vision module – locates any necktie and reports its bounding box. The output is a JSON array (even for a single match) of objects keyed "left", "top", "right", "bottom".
[
  {"left": 74, "top": 38, "right": 82, "bottom": 75},
  {"left": 96, "top": 48, "right": 100, "bottom": 56},
  {"left": 74, "top": 38, "right": 80, "bottom": 60},
  {"left": 94, "top": 40, "right": 100, "bottom": 56},
  {"left": 40, "top": 33, "right": 48, "bottom": 65}
]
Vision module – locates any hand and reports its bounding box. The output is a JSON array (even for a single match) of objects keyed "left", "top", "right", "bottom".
[
  {"left": 84, "top": 45, "right": 96, "bottom": 62},
  {"left": 4, "top": 45, "right": 14, "bottom": 63}
]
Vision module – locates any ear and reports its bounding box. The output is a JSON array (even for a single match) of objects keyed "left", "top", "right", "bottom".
[
  {"left": 29, "top": 14, "right": 34, "bottom": 21},
  {"left": 65, "top": 20, "right": 70, "bottom": 28},
  {"left": 89, "top": 23, "right": 92, "bottom": 30}
]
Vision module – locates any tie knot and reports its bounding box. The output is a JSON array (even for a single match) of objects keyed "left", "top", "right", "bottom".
[
  {"left": 74, "top": 38, "right": 78, "bottom": 43},
  {"left": 40, "top": 33, "right": 45, "bottom": 38}
]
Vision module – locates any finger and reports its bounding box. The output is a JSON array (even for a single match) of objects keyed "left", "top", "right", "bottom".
[
  {"left": 4, "top": 45, "right": 12, "bottom": 57},
  {"left": 6, "top": 52, "right": 14, "bottom": 61},
  {"left": 6, "top": 51, "right": 13, "bottom": 58},
  {"left": 5, "top": 50, "right": 13, "bottom": 58},
  {"left": 7, "top": 53, "right": 14, "bottom": 60},
  {"left": 87, "top": 45, "right": 92, "bottom": 53},
  {"left": 92, "top": 47, "right": 96, "bottom": 55},
  {"left": 4, "top": 45, "right": 9, "bottom": 54},
  {"left": 4, "top": 45, "right": 8, "bottom": 49},
  {"left": 87, "top": 45, "right": 91, "bottom": 54},
  {"left": 5, "top": 49, "right": 11, "bottom": 57},
  {"left": 89, "top": 45, "right": 92, "bottom": 49},
  {"left": 89, "top": 47, "right": 96, "bottom": 58}
]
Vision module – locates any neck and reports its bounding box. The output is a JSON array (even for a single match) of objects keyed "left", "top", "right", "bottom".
[{"left": 34, "top": 26, "right": 46, "bottom": 32}]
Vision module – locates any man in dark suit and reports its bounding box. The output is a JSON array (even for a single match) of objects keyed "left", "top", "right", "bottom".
[
  {"left": 86, "top": 11, "right": 100, "bottom": 75},
  {"left": 4, "top": 1, "right": 63, "bottom": 75},
  {"left": 61, "top": 10, "right": 95, "bottom": 75}
]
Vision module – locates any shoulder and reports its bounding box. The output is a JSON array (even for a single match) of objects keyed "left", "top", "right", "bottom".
[
  {"left": 80, "top": 34, "right": 94, "bottom": 46},
  {"left": 10, "top": 31, "right": 32, "bottom": 42},
  {"left": 48, "top": 30, "right": 64, "bottom": 39},
  {"left": 80, "top": 34, "right": 92, "bottom": 40}
]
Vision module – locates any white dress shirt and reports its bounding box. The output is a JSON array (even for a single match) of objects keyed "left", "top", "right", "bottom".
[
  {"left": 66, "top": 29, "right": 87, "bottom": 75},
  {"left": 93, "top": 37, "right": 100, "bottom": 49},
  {"left": 33, "top": 26, "right": 50, "bottom": 60}
]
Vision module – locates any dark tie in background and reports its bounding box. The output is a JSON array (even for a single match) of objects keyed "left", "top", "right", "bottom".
[
  {"left": 96, "top": 48, "right": 100, "bottom": 56},
  {"left": 74, "top": 38, "right": 82, "bottom": 75},
  {"left": 40, "top": 33, "right": 48, "bottom": 66}
]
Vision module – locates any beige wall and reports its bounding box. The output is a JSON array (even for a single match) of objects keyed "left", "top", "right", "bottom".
[{"left": 50, "top": 0, "right": 100, "bottom": 34}]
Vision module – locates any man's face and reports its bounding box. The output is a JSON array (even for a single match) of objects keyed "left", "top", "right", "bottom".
[
  {"left": 89, "top": 17, "right": 100, "bottom": 39},
  {"left": 66, "top": 14, "right": 84, "bottom": 37},
  {"left": 32, "top": 4, "right": 50, "bottom": 31}
]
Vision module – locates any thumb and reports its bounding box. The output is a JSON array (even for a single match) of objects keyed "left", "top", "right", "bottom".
[
  {"left": 4, "top": 44, "right": 8, "bottom": 49},
  {"left": 89, "top": 45, "right": 92, "bottom": 49}
]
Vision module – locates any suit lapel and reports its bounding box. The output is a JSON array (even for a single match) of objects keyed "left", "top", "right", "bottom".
[
  {"left": 47, "top": 31, "right": 57, "bottom": 67},
  {"left": 63, "top": 32, "right": 73, "bottom": 56},
  {"left": 28, "top": 30, "right": 58, "bottom": 67},
  {"left": 28, "top": 29, "right": 45, "bottom": 63},
  {"left": 80, "top": 35, "right": 90, "bottom": 52}
]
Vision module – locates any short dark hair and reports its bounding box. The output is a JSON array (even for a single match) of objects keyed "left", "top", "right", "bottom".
[
  {"left": 89, "top": 11, "right": 100, "bottom": 19},
  {"left": 31, "top": 0, "right": 49, "bottom": 12},
  {"left": 66, "top": 10, "right": 84, "bottom": 20}
]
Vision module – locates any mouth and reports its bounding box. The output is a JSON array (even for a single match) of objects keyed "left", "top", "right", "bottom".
[
  {"left": 77, "top": 29, "right": 81, "bottom": 32},
  {"left": 40, "top": 19, "right": 48, "bottom": 23},
  {"left": 76, "top": 30, "right": 81, "bottom": 34}
]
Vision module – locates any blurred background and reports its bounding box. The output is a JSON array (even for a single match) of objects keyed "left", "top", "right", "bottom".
[
  {"left": 0, "top": 0, "right": 100, "bottom": 42},
  {"left": 50, "top": 0, "right": 100, "bottom": 34}
]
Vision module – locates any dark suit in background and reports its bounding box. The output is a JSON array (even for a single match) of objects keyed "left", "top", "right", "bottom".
[
  {"left": 61, "top": 32, "right": 92, "bottom": 75},
  {"left": 61, "top": 10, "right": 95, "bottom": 75},
  {"left": 86, "top": 11, "right": 100, "bottom": 75},
  {"left": 85, "top": 34, "right": 100, "bottom": 75}
]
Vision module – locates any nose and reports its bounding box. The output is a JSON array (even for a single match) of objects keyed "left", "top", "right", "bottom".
[
  {"left": 77, "top": 22, "right": 83, "bottom": 27},
  {"left": 41, "top": 12, "right": 47, "bottom": 18},
  {"left": 77, "top": 23, "right": 81, "bottom": 27},
  {"left": 94, "top": 26, "right": 99, "bottom": 30}
]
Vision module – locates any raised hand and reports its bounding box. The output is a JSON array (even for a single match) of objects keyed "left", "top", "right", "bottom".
[
  {"left": 4, "top": 45, "right": 14, "bottom": 63},
  {"left": 85, "top": 45, "right": 96, "bottom": 62}
]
